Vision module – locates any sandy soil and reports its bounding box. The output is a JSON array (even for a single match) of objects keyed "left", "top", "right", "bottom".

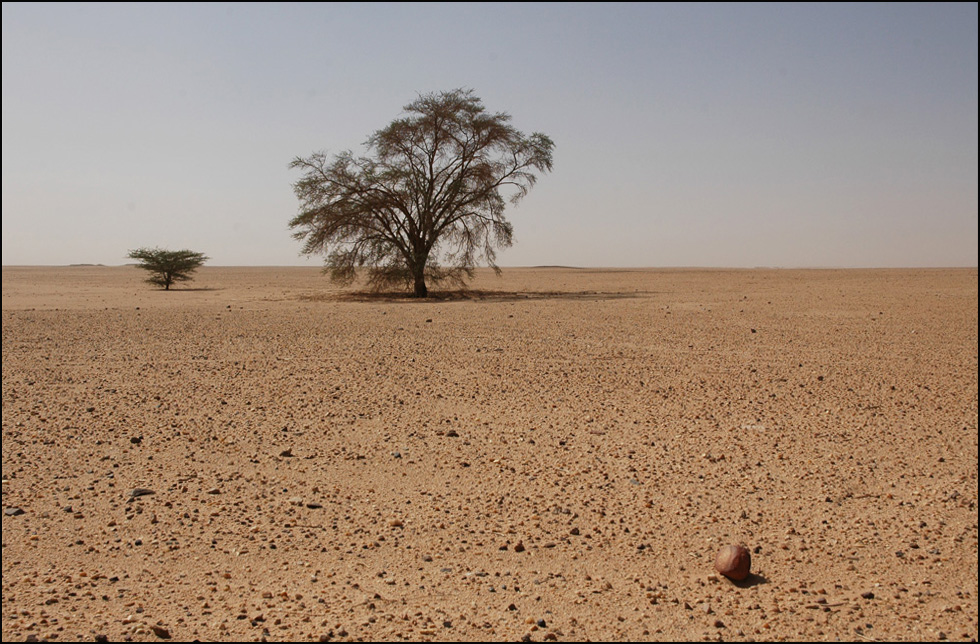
[{"left": 2, "top": 265, "right": 977, "bottom": 642}]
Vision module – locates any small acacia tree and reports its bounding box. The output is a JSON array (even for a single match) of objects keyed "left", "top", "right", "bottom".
[
  {"left": 289, "top": 88, "right": 554, "bottom": 297},
  {"left": 128, "top": 248, "right": 208, "bottom": 290}
]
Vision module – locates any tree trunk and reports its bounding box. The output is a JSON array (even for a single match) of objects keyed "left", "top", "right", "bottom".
[
  {"left": 411, "top": 251, "right": 429, "bottom": 298},
  {"left": 413, "top": 272, "right": 428, "bottom": 298}
]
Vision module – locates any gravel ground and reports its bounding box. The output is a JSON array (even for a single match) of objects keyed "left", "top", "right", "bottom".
[{"left": 2, "top": 265, "right": 977, "bottom": 642}]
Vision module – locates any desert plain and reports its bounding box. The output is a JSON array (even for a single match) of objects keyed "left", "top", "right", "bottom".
[{"left": 2, "top": 265, "right": 977, "bottom": 642}]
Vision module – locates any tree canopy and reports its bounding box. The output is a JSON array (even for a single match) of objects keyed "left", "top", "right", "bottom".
[
  {"left": 127, "top": 248, "right": 208, "bottom": 290},
  {"left": 289, "top": 88, "right": 554, "bottom": 297}
]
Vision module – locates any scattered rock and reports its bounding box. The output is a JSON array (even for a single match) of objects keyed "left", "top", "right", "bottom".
[
  {"left": 714, "top": 544, "right": 751, "bottom": 581},
  {"left": 4, "top": 507, "right": 25, "bottom": 516},
  {"left": 514, "top": 541, "right": 526, "bottom": 553},
  {"left": 861, "top": 591, "right": 875, "bottom": 600},
  {"left": 129, "top": 488, "right": 155, "bottom": 499},
  {"left": 150, "top": 624, "right": 171, "bottom": 639},
  {"left": 279, "top": 449, "right": 294, "bottom": 457}
]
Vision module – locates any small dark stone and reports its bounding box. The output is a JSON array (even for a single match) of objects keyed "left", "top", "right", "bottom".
[
  {"left": 279, "top": 449, "right": 294, "bottom": 457},
  {"left": 306, "top": 503, "right": 323, "bottom": 509},
  {"left": 130, "top": 436, "right": 143, "bottom": 445},
  {"left": 514, "top": 541, "right": 525, "bottom": 553},
  {"left": 150, "top": 624, "right": 171, "bottom": 639},
  {"left": 445, "top": 430, "right": 459, "bottom": 438},
  {"left": 129, "top": 488, "right": 155, "bottom": 499},
  {"left": 508, "top": 603, "right": 517, "bottom": 611},
  {"left": 861, "top": 591, "right": 875, "bottom": 600},
  {"left": 95, "top": 635, "right": 109, "bottom": 643},
  {"left": 4, "top": 507, "right": 25, "bottom": 516},
  {"left": 570, "top": 527, "right": 580, "bottom": 535},
  {"left": 536, "top": 619, "right": 547, "bottom": 628}
]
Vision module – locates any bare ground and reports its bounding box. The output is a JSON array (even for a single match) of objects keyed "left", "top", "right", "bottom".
[{"left": 2, "top": 266, "right": 977, "bottom": 642}]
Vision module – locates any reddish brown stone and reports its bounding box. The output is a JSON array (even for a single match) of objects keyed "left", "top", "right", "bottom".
[{"left": 714, "top": 544, "right": 751, "bottom": 581}]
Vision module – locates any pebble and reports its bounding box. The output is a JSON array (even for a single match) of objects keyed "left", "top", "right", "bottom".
[
  {"left": 150, "top": 624, "right": 171, "bottom": 639},
  {"left": 4, "top": 507, "right": 25, "bottom": 516},
  {"left": 279, "top": 449, "right": 294, "bottom": 457},
  {"left": 129, "top": 488, "right": 155, "bottom": 499}
]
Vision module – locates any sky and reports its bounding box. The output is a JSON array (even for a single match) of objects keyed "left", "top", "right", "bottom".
[{"left": 2, "top": 2, "right": 977, "bottom": 268}]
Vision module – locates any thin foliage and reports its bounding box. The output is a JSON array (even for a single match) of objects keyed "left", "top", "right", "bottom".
[{"left": 289, "top": 89, "right": 554, "bottom": 297}]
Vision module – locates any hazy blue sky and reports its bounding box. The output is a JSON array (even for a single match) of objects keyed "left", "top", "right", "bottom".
[{"left": 3, "top": 2, "right": 977, "bottom": 267}]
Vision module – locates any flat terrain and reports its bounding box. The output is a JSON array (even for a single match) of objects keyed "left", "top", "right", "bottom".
[{"left": 2, "top": 266, "right": 977, "bottom": 642}]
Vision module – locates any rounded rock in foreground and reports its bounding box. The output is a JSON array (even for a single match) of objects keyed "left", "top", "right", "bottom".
[{"left": 714, "top": 544, "right": 751, "bottom": 581}]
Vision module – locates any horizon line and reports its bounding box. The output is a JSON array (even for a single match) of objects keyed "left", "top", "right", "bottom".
[{"left": 2, "top": 264, "right": 978, "bottom": 271}]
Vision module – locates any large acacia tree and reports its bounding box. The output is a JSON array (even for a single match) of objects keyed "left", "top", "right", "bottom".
[{"left": 289, "top": 89, "right": 554, "bottom": 297}]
